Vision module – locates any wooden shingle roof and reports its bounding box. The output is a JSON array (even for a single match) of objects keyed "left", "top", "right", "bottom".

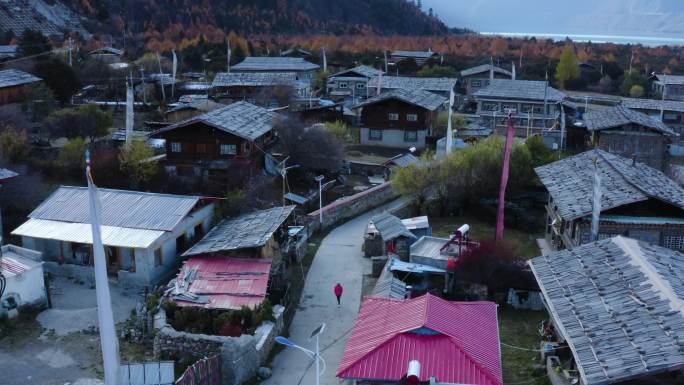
[
  {"left": 535, "top": 149, "right": 684, "bottom": 221},
  {"left": 353, "top": 88, "right": 446, "bottom": 111},
  {"left": 585, "top": 106, "right": 676, "bottom": 135},
  {"left": 473, "top": 79, "right": 566, "bottom": 102}
]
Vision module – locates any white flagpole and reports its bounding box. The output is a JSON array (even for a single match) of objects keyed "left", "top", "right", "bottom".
[
  {"left": 489, "top": 56, "right": 494, "bottom": 81},
  {"left": 86, "top": 152, "right": 121, "bottom": 385},
  {"left": 511, "top": 61, "right": 516, "bottom": 80},
  {"left": 227, "top": 42, "right": 231, "bottom": 73},
  {"left": 171, "top": 49, "right": 177, "bottom": 99},
  {"left": 590, "top": 150, "right": 602, "bottom": 242},
  {"left": 125, "top": 79, "right": 133, "bottom": 148},
  {"left": 384, "top": 50, "right": 388, "bottom": 73},
  {"left": 446, "top": 89, "right": 454, "bottom": 155},
  {"left": 322, "top": 47, "right": 327, "bottom": 73},
  {"left": 376, "top": 72, "right": 382, "bottom": 96},
  {"left": 157, "top": 52, "right": 166, "bottom": 101}
]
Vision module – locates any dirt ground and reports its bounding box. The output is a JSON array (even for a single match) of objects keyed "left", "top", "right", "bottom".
[{"left": 0, "top": 276, "right": 141, "bottom": 385}]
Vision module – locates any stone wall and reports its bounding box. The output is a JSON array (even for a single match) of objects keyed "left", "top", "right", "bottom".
[
  {"left": 153, "top": 305, "right": 285, "bottom": 385},
  {"left": 308, "top": 181, "right": 399, "bottom": 232},
  {"left": 43, "top": 261, "right": 95, "bottom": 287}
]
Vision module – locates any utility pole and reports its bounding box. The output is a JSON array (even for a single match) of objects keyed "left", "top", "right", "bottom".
[
  {"left": 139, "top": 67, "right": 147, "bottom": 104},
  {"left": 67, "top": 37, "right": 73, "bottom": 66}
]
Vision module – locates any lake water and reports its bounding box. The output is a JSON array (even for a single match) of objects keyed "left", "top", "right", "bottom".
[{"left": 480, "top": 31, "right": 684, "bottom": 47}]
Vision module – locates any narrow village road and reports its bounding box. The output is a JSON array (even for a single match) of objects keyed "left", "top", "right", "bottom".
[{"left": 262, "top": 198, "right": 408, "bottom": 385}]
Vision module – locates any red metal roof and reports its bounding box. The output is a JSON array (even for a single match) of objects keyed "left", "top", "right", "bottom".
[
  {"left": 0, "top": 256, "right": 38, "bottom": 277},
  {"left": 174, "top": 257, "right": 271, "bottom": 310},
  {"left": 337, "top": 293, "right": 503, "bottom": 385}
]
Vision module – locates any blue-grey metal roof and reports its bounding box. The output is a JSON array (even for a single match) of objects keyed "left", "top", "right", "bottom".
[
  {"left": 372, "top": 258, "right": 407, "bottom": 299},
  {"left": 212, "top": 72, "right": 297, "bottom": 87},
  {"left": 0, "top": 69, "right": 41, "bottom": 89},
  {"left": 383, "top": 153, "right": 421, "bottom": 168},
  {"left": 367, "top": 76, "right": 457, "bottom": 93},
  {"left": 27, "top": 186, "right": 202, "bottom": 232},
  {"left": 621, "top": 97, "right": 684, "bottom": 113},
  {"left": 473, "top": 79, "right": 566, "bottom": 102},
  {"left": 330, "top": 65, "right": 384, "bottom": 79},
  {"left": 535, "top": 149, "right": 684, "bottom": 221},
  {"left": 182, "top": 205, "right": 295, "bottom": 256},
  {"left": 460, "top": 64, "right": 512, "bottom": 78},
  {"left": 585, "top": 105, "right": 676, "bottom": 135},
  {"left": 390, "top": 50, "right": 438, "bottom": 59},
  {"left": 231, "top": 57, "right": 320, "bottom": 72},
  {"left": 529, "top": 236, "right": 684, "bottom": 385},
  {"left": 151, "top": 101, "right": 277, "bottom": 141},
  {"left": 371, "top": 212, "right": 416, "bottom": 242},
  {"left": 0, "top": 168, "right": 18, "bottom": 181},
  {"left": 654, "top": 74, "right": 684, "bottom": 85},
  {"left": 353, "top": 88, "right": 446, "bottom": 111}
]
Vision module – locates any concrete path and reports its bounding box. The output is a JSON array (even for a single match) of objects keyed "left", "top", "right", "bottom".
[{"left": 263, "top": 198, "right": 408, "bottom": 385}]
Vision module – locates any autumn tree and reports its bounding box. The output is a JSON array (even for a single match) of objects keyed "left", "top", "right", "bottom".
[
  {"left": 58, "top": 137, "right": 88, "bottom": 178},
  {"left": 45, "top": 105, "right": 113, "bottom": 143},
  {"left": 119, "top": 140, "right": 160, "bottom": 188},
  {"left": 621, "top": 69, "right": 649, "bottom": 97},
  {"left": 0, "top": 127, "right": 28, "bottom": 162},
  {"left": 555, "top": 44, "right": 580, "bottom": 89}
]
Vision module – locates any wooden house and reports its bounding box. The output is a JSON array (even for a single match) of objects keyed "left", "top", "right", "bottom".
[
  {"left": 460, "top": 63, "right": 512, "bottom": 95},
  {"left": 621, "top": 97, "right": 684, "bottom": 146},
  {"left": 584, "top": 105, "right": 675, "bottom": 170},
  {"left": 211, "top": 72, "right": 299, "bottom": 107},
  {"left": 231, "top": 57, "right": 320, "bottom": 86},
  {"left": 473, "top": 79, "right": 576, "bottom": 149},
  {"left": 651, "top": 74, "right": 684, "bottom": 101},
  {"left": 367, "top": 75, "right": 457, "bottom": 99},
  {"left": 150, "top": 101, "right": 278, "bottom": 184},
  {"left": 389, "top": 49, "right": 439, "bottom": 66},
  {"left": 535, "top": 149, "right": 684, "bottom": 252},
  {"left": 326, "top": 65, "right": 384, "bottom": 102},
  {"left": 353, "top": 88, "right": 446, "bottom": 150},
  {"left": 529, "top": 237, "right": 684, "bottom": 385},
  {"left": 0, "top": 69, "right": 41, "bottom": 104}
]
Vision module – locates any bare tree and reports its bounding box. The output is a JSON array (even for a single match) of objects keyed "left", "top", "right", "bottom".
[{"left": 277, "top": 117, "right": 344, "bottom": 173}]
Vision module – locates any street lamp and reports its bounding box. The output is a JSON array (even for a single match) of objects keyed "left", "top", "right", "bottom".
[
  {"left": 275, "top": 324, "right": 327, "bottom": 385},
  {"left": 314, "top": 175, "right": 324, "bottom": 225}
]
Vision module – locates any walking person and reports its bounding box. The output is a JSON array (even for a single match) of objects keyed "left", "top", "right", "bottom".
[{"left": 334, "top": 283, "right": 343, "bottom": 307}]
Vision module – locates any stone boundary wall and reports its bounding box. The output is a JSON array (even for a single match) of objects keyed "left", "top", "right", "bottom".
[
  {"left": 43, "top": 261, "right": 95, "bottom": 287},
  {"left": 153, "top": 305, "right": 285, "bottom": 385},
  {"left": 308, "top": 181, "right": 399, "bottom": 232}
]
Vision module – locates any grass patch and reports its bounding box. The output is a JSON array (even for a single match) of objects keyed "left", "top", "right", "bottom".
[
  {"left": 499, "top": 308, "right": 550, "bottom": 385},
  {"left": 430, "top": 214, "right": 542, "bottom": 259},
  {"left": 0, "top": 307, "right": 45, "bottom": 350}
]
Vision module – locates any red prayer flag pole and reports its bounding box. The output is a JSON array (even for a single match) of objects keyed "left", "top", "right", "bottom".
[{"left": 496, "top": 112, "right": 516, "bottom": 240}]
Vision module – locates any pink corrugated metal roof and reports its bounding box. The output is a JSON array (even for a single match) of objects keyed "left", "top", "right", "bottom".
[
  {"left": 0, "top": 256, "right": 39, "bottom": 277},
  {"left": 175, "top": 257, "right": 271, "bottom": 310},
  {"left": 337, "top": 293, "right": 503, "bottom": 385}
]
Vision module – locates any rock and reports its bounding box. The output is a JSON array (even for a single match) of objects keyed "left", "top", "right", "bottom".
[{"left": 257, "top": 367, "right": 272, "bottom": 379}]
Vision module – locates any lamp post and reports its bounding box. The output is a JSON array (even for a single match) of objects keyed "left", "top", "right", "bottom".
[
  {"left": 315, "top": 175, "right": 324, "bottom": 225},
  {"left": 275, "top": 324, "right": 326, "bottom": 385}
]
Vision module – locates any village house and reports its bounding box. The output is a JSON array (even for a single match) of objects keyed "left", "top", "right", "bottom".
[
  {"left": 337, "top": 293, "right": 503, "bottom": 385},
  {"left": 88, "top": 46, "right": 124, "bottom": 63},
  {"left": 367, "top": 75, "right": 458, "bottom": 98},
  {"left": 584, "top": 105, "right": 676, "bottom": 170},
  {"left": 460, "top": 63, "right": 513, "bottom": 95},
  {"left": 0, "top": 68, "right": 41, "bottom": 104},
  {"left": 181, "top": 206, "right": 296, "bottom": 291},
  {"left": 389, "top": 49, "right": 439, "bottom": 66},
  {"left": 364, "top": 212, "right": 418, "bottom": 259},
  {"left": 230, "top": 57, "right": 320, "bottom": 86},
  {"left": 651, "top": 73, "right": 684, "bottom": 101},
  {"left": 535, "top": 149, "right": 684, "bottom": 252},
  {"left": 150, "top": 101, "right": 278, "bottom": 184},
  {"left": 326, "top": 65, "right": 384, "bottom": 102},
  {"left": 0, "top": 244, "right": 47, "bottom": 318},
  {"left": 11, "top": 186, "right": 215, "bottom": 286},
  {"left": 621, "top": 97, "right": 684, "bottom": 143},
  {"left": 529, "top": 237, "right": 684, "bottom": 385},
  {"left": 211, "top": 72, "right": 301, "bottom": 107},
  {"left": 353, "top": 88, "right": 446, "bottom": 149},
  {"left": 473, "top": 79, "right": 575, "bottom": 148}
]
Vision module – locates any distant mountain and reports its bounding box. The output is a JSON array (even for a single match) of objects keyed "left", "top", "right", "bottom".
[{"left": 63, "top": 0, "right": 448, "bottom": 37}]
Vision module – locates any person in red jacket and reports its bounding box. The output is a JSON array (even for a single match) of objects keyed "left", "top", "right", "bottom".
[{"left": 334, "top": 283, "right": 343, "bottom": 306}]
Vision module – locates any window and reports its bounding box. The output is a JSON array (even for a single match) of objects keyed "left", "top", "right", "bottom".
[
  {"left": 664, "top": 235, "right": 684, "bottom": 250},
  {"left": 532, "top": 105, "right": 546, "bottom": 114},
  {"left": 502, "top": 103, "right": 517, "bottom": 111},
  {"left": 171, "top": 142, "right": 182, "bottom": 153},
  {"left": 471, "top": 80, "right": 481, "bottom": 87},
  {"left": 339, "top": 82, "right": 348, "bottom": 89},
  {"left": 196, "top": 143, "right": 207, "bottom": 153},
  {"left": 356, "top": 83, "right": 365, "bottom": 89},
  {"left": 388, "top": 113, "right": 399, "bottom": 121},
  {"left": 404, "top": 130, "right": 418, "bottom": 142},
  {"left": 220, "top": 144, "right": 237, "bottom": 155},
  {"left": 406, "top": 113, "right": 418, "bottom": 122},
  {"left": 482, "top": 102, "right": 498, "bottom": 112},
  {"left": 663, "top": 112, "right": 680, "bottom": 123},
  {"left": 176, "top": 234, "right": 186, "bottom": 254},
  {"left": 368, "top": 129, "right": 382, "bottom": 140},
  {"left": 520, "top": 104, "right": 533, "bottom": 113},
  {"left": 154, "top": 247, "right": 162, "bottom": 266}
]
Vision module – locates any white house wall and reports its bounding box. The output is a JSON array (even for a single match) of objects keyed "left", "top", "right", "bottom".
[
  {"left": 2, "top": 264, "right": 47, "bottom": 309},
  {"left": 360, "top": 127, "right": 426, "bottom": 149}
]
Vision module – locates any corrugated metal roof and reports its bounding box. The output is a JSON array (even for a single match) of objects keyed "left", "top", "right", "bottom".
[
  {"left": 212, "top": 72, "right": 297, "bottom": 87},
  {"left": 410, "top": 236, "right": 450, "bottom": 260},
  {"left": 0, "top": 168, "right": 18, "bottom": 181},
  {"left": 354, "top": 88, "right": 446, "bottom": 111},
  {"left": 370, "top": 212, "right": 416, "bottom": 241},
  {"left": 372, "top": 259, "right": 406, "bottom": 299},
  {"left": 391, "top": 50, "right": 438, "bottom": 59},
  {"left": 0, "top": 69, "right": 41, "bottom": 89},
  {"left": 382, "top": 153, "right": 421, "bottom": 168},
  {"left": 231, "top": 57, "right": 320, "bottom": 72},
  {"left": 12, "top": 218, "right": 165, "bottom": 249},
  {"left": 461, "top": 64, "right": 512, "bottom": 78},
  {"left": 0, "top": 246, "right": 42, "bottom": 278},
  {"left": 388, "top": 256, "right": 445, "bottom": 274},
  {"left": 150, "top": 101, "right": 277, "bottom": 142},
  {"left": 173, "top": 257, "right": 271, "bottom": 310},
  {"left": 183, "top": 206, "right": 295, "bottom": 257},
  {"left": 337, "top": 293, "right": 502, "bottom": 385},
  {"left": 654, "top": 74, "right": 684, "bottom": 85},
  {"left": 27, "top": 186, "right": 202, "bottom": 232},
  {"left": 367, "top": 76, "right": 457, "bottom": 93},
  {"left": 585, "top": 105, "right": 676, "bottom": 135},
  {"left": 529, "top": 236, "right": 684, "bottom": 385},
  {"left": 474, "top": 79, "right": 566, "bottom": 102}
]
